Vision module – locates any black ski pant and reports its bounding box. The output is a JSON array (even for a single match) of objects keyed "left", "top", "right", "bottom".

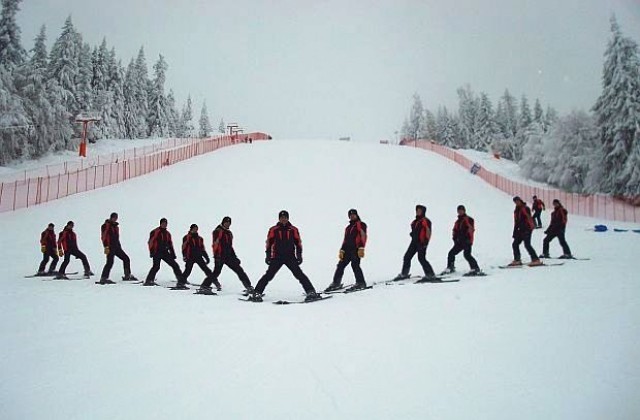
[
  {"left": 512, "top": 232, "right": 538, "bottom": 261},
  {"left": 447, "top": 242, "right": 479, "bottom": 270},
  {"left": 543, "top": 231, "right": 571, "bottom": 256},
  {"left": 59, "top": 249, "right": 91, "bottom": 274},
  {"left": 145, "top": 254, "right": 184, "bottom": 283},
  {"left": 401, "top": 242, "right": 435, "bottom": 277},
  {"left": 38, "top": 251, "right": 59, "bottom": 273},
  {"left": 332, "top": 250, "right": 365, "bottom": 286},
  {"left": 100, "top": 247, "right": 131, "bottom": 280},
  {"left": 201, "top": 257, "right": 251, "bottom": 289},
  {"left": 533, "top": 210, "right": 542, "bottom": 228},
  {"left": 255, "top": 258, "right": 315, "bottom": 295}
]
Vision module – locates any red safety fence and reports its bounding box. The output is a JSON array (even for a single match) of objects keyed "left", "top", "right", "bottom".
[
  {"left": 0, "top": 132, "right": 270, "bottom": 213},
  {"left": 401, "top": 139, "right": 640, "bottom": 224}
]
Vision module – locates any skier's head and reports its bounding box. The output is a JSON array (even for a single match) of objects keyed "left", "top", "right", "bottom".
[
  {"left": 160, "top": 218, "right": 168, "bottom": 228},
  {"left": 66, "top": 221, "right": 74, "bottom": 229},
  {"left": 513, "top": 196, "right": 524, "bottom": 206},
  {"left": 222, "top": 216, "right": 232, "bottom": 228},
  {"left": 348, "top": 208, "right": 359, "bottom": 221},
  {"left": 533, "top": 195, "right": 538, "bottom": 200},
  {"left": 110, "top": 212, "right": 118, "bottom": 222},
  {"left": 278, "top": 210, "right": 289, "bottom": 223},
  {"left": 416, "top": 204, "right": 426, "bottom": 217},
  {"left": 189, "top": 223, "right": 198, "bottom": 234},
  {"left": 457, "top": 205, "right": 466, "bottom": 215},
  {"left": 552, "top": 199, "right": 562, "bottom": 208}
]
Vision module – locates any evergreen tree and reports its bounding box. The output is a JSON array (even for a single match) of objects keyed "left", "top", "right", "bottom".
[
  {"left": 218, "top": 117, "right": 225, "bottom": 134},
  {"left": 0, "top": 0, "right": 25, "bottom": 69},
  {"left": 48, "top": 16, "right": 80, "bottom": 116},
  {"left": 518, "top": 95, "right": 532, "bottom": 131},
  {"left": 147, "top": 54, "right": 168, "bottom": 137},
  {"left": 75, "top": 42, "right": 93, "bottom": 114},
  {"left": 592, "top": 16, "right": 640, "bottom": 195},
  {"left": 107, "top": 48, "right": 125, "bottom": 138},
  {"left": 423, "top": 109, "right": 436, "bottom": 141},
  {"left": 475, "top": 92, "right": 499, "bottom": 151},
  {"left": 495, "top": 89, "right": 518, "bottom": 139},
  {"left": 533, "top": 99, "right": 544, "bottom": 127},
  {"left": 456, "top": 85, "right": 478, "bottom": 148},
  {"left": 181, "top": 94, "right": 194, "bottom": 137},
  {"left": 0, "top": 67, "right": 29, "bottom": 163},
  {"left": 436, "top": 106, "right": 456, "bottom": 147},
  {"left": 198, "top": 100, "right": 212, "bottom": 137},
  {"left": 406, "top": 93, "right": 425, "bottom": 140},
  {"left": 132, "top": 46, "right": 149, "bottom": 137},
  {"left": 165, "top": 89, "right": 179, "bottom": 136}
]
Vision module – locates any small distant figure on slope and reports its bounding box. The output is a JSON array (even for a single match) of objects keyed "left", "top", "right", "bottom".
[
  {"left": 249, "top": 210, "right": 320, "bottom": 302},
  {"left": 324, "top": 209, "right": 368, "bottom": 293},
  {"left": 532, "top": 195, "right": 546, "bottom": 229}
]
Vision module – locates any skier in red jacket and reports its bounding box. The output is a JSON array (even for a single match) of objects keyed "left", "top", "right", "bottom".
[
  {"left": 249, "top": 210, "right": 320, "bottom": 302},
  {"left": 395, "top": 204, "right": 436, "bottom": 280},
  {"left": 532, "top": 195, "right": 546, "bottom": 229},
  {"left": 441, "top": 205, "right": 481, "bottom": 275},
  {"left": 37, "top": 223, "right": 59, "bottom": 275},
  {"left": 144, "top": 218, "right": 185, "bottom": 286},
  {"left": 99, "top": 212, "right": 137, "bottom": 284},
  {"left": 56, "top": 221, "right": 93, "bottom": 279},
  {"left": 541, "top": 199, "right": 573, "bottom": 259},
  {"left": 509, "top": 197, "right": 542, "bottom": 267},
  {"left": 324, "top": 209, "right": 368, "bottom": 293}
]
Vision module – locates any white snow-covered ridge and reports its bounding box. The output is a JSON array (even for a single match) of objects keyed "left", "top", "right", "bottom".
[
  {"left": 0, "top": 132, "right": 270, "bottom": 213},
  {"left": 401, "top": 139, "right": 640, "bottom": 224}
]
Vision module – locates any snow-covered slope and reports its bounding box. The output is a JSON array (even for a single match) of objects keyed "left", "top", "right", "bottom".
[{"left": 1, "top": 140, "right": 638, "bottom": 420}]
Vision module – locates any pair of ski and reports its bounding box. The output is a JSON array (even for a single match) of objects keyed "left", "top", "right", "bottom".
[
  {"left": 25, "top": 271, "right": 79, "bottom": 279},
  {"left": 239, "top": 293, "right": 333, "bottom": 305},
  {"left": 497, "top": 262, "right": 565, "bottom": 269}
]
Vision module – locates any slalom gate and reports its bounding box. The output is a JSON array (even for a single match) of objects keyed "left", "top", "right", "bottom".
[
  {"left": 401, "top": 139, "right": 640, "bottom": 224},
  {"left": 0, "top": 133, "right": 270, "bottom": 213}
]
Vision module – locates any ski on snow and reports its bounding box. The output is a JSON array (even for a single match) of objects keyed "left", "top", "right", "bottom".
[{"left": 498, "top": 262, "right": 565, "bottom": 269}]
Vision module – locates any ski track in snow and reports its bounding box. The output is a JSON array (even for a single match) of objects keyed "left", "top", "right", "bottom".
[{"left": 0, "top": 140, "right": 639, "bottom": 420}]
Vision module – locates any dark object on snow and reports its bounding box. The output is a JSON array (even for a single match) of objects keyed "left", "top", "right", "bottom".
[
  {"left": 594, "top": 225, "right": 608, "bottom": 232},
  {"left": 470, "top": 163, "right": 481, "bottom": 175},
  {"left": 613, "top": 228, "right": 629, "bottom": 232}
]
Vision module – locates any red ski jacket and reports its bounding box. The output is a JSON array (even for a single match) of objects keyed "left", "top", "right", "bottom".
[
  {"left": 212, "top": 225, "right": 236, "bottom": 259},
  {"left": 101, "top": 220, "right": 121, "bottom": 249},
  {"left": 148, "top": 227, "right": 175, "bottom": 258},
  {"left": 410, "top": 216, "right": 432, "bottom": 247},
  {"left": 57, "top": 228, "right": 78, "bottom": 253},
  {"left": 341, "top": 220, "right": 368, "bottom": 251},
  {"left": 548, "top": 206, "right": 568, "bottom": 234},
  {"left": 182, "top": 233, "right": 208, "bottom": 261},
  {"left": 40, "top": 229, "right": 57, "bottom": 251},
  {"left": 265, "top": 222, "right": 302, "bottom": 260},
  {"left": 532, "top": 198, "right": 546, "bottom": 212},
  {"left": 452, "top": 215, "right": 475, "bottom": 245},
  {"left": 513, "top": 204, "right": 535, "bottom": 237}
]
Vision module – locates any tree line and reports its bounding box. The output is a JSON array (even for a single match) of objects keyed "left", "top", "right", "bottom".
[
  {"left": 400, "top": 16, "right": 640, "bottom": 198},
  {"left": 0, "top": 0, "right": 224, "bottom": 165}
]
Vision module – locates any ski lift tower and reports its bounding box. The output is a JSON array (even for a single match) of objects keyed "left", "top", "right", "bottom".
[{"left": 75, "top": 112, "right": 101, "bottom": 157}]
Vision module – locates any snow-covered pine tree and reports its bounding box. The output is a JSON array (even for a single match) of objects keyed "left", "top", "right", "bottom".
[
  {"left": 533, "top": 99, "right": 544, "bottom": 128},
  {"left": 406, "top": 93, "right": 426, "bottom": 140},
  {"left": 0, "top": 0, "right": 26, "bottom": 70},
  {"left": 107, "top": 48, "right": 125, "bottom": 138},
  {"left": 198, "top": 100, "right": 212, "bottom": 138},
  {"left": 511, "top": 95, "right": 533, "bottom": 161},
  {"left": 75, "top": 42, "right": 93, "bottom": 115},
  {"left": 147, "top": 54, "right": 168, "bottom": 137},
  {"left": 436, "top": 106, "right": 457, "bottom": 147},
  {"left": 132, "top": 47, "right": 149, "bottom": 138},
  {"left": 181, "top": 94, "right": 194, "bottom": 137},
  {"left": 423, "top": 109, "right": 436, "bottom": 141},
  {"left": 456, "top": 85, "right": 478, "bottom": 148},
  {"left": 474, "top": 92, "right": 499, "bottom": 151},
  {"left": 0, "top": 66, "right": 29, "bottom": 163},
  {"left": 495, "top": 89, "right": 518, "bottom": 139},
  {"left": 592, "top": 16, "right": 640, "bottom": 195},
  {"left": 165, "top": 89, "right": 179, "bottom": 137},
  {"left": 48, "top": 16, "right": 80, "bottom": 117},
  {"left": 218, "top": 117, "right": 225, "bottom": 134}
]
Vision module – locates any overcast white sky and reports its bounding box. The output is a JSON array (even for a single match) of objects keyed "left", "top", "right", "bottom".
[{"left": 17, "top": 0, "right": 640, "bottom": 141}]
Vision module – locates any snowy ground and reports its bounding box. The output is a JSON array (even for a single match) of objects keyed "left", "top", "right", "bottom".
[
  {"left": 0, "top": 138, "right": 184, "bottom": 182},
  {"left": 1, "top": 140, "right": 639, "bottom": 420},
  {"left": 458, "top": 148, "right": 552, "bottom": 189}
]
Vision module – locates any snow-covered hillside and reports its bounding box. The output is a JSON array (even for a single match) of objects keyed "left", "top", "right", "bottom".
[{"left": 1, "top": 140, "right": 638, "bottom": 420}]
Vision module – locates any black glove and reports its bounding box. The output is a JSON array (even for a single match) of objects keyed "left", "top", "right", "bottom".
[
  {"left": 544, "top": 230, "right": 548, "bottom": 234},
  {"left": 265, "top": 251, "right": 272, "bottom": 265},
  {"left": 296, "top": 255, "right": 303, "bottom": 265}
]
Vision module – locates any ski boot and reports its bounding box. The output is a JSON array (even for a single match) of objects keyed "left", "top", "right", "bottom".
[
  {"left": 36, "top": 271, "right": 46, "bottom": 277},
  {"left": 420, "top": 273, "right": 439, "bottom": 282},
  {"left": 539, "top": 254, "right": 550, "bottom": 259},
  {"left": 248, "top": 292, "right": 263, "bottom": 302},
  {"left": 97, "top": 278, "right": 116, "bottom": 285},
  {"left": 84, "top": 270, "right": 94, "bottom": 277},
  {"left": 195, "top": 287, "right": 216, "bottom": 295},
  {"left": 304, "top": 291, "right": 322, "bottom": 302},
  {"left": 142, "top": 280, "right": 159, "bottom": 286},
  {"left": 392, "top": 273, "right": 411, "bottom": 281},
  {"left": 173, "top": 282, "right": 189, "bottom": 290},
  {"left": 54, "top": 273, "right": 69, "bottom": 280},
  {"left": 242, "top": 286, "right": 255, "bottom": 296},
  {"left": 440, "top": 267, "right": 455, "bottom": 276},
  {"left": 465, "top": 268, "right": 482, "bottom": 277},
  {"left": 213, "top": 280, "right": 222, "bottom": 291},
  {"left": 558, "top": 254, "right": 573, "bottom": 259},
  {"left": 528, "top": 259, "right": 543, "bottom": 267},
  {"left": 507, "top": 260, "right": 523, "bottom": 267},
  {"left": 323, "top": 283, "right": 343, "bottom": 293},
  {"left": 122, "top": 274, "right": 139, "bottom": 281}
]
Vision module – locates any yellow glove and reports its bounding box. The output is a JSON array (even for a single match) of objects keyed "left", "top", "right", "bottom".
[
  {"left": 357, "top": 247, "right": 365, "bottom": 258},
  {"left": 58, "top": 249, "right": 63, "bottom": 257},
  {"left": 41, "top": 245, "right": 46, "bottom": 254},
  {"left": 338, "top": 250, "right": 345, "bottom": 261},
  {"left": 104, "top": 246, "right": 110, "bottom": 255}
]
